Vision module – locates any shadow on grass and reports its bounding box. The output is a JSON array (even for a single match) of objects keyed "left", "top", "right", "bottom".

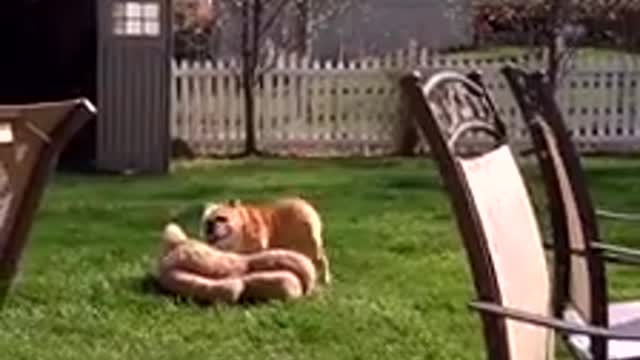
[
  {"left": 131, "top": 273, "right": 231, "bottom": 308},
  {"left": 382, "top": 175, "right": 442, "bottom": 192},
  {"left": 588, "top": 164, "right": 640, "bottom": 179},
  {"left": 131, "top": 273, "right": 297, "bottom": 310}
]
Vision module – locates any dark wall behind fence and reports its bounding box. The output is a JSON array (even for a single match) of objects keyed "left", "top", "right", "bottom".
[{"left": 0, "top": 0, "right": 97, "bottom": 171}]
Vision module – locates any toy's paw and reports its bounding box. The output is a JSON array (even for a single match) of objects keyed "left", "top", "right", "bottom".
[{"left": 162, "top": 222, "right": 190, "bottom": 252}]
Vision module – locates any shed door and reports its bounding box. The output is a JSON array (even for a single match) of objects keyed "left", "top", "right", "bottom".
[{"left": 97, "top": 0, "right": 172, "bottom": 174}]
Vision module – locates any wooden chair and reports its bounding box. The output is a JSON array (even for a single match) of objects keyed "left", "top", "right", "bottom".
[
  {"left": 502, "top": 66, "right": 640, "bottom": 359},
  {"left": 0, "top": 98, "right": 96, "bottom": 303},
  {"left": 400, "top": 69, "right": 640, "bottom": 360},
  {"left": 502, "top": 66, "right": 640, "bottom": 223}
]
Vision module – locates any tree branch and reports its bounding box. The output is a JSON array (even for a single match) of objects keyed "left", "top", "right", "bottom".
[{"left": 258, "top": 0, "right": 294, "bottom": 37}]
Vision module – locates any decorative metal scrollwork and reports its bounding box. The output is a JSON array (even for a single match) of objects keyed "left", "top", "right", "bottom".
[
  {"left": 420, "top": 70, "right": 507, "bottom": 155},
  {"left": 0, "top": 161, "right": 13, "bottom": 233},
  {"left": 15, "top": 142, "right": 28, "bottom": 163},
  {"left": 502, "top": 67, "right": 545, "bottom": 124}
]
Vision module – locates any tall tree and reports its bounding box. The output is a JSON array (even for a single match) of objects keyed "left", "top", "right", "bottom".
[
  {"left": 215, "top": 0, "right": 356, "bottom": 155},
  {"left": 472, "top": 0, "right": 636, "bottom": 92}
]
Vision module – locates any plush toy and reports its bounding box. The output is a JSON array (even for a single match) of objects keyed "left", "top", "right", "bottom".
[{"left": 152, "top": 223, "right": 317, "bottom": 304}]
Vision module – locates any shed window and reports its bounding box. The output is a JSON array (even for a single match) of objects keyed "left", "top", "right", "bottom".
[{"left": 113, "top": 2, "right": 160, "bottom": 36}]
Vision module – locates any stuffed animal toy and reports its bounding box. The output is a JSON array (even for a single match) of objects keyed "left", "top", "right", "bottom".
[{"left": 152, "top": 223, "right": 317, "bottom": 304}]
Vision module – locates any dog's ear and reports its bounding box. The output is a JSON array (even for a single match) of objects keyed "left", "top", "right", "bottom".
[{"left": 227, "top": 199, "right": 241, "bottom": 207}]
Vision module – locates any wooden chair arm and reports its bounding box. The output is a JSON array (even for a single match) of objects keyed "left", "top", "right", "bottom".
[
  {"left": 541, "top": 237, "right": 640, "bottom": 266},
  {"left": 469, "top": 300, "right": 640, "bottom": 341},
  {"left": 518, "top": 146, "right": 537, "bottom": 157},
  {"left": 591, "top": 241, "right": 640, "bottom": 266},
  {"left": 596, "top": 209, "right": 640, "bottom": 222}
]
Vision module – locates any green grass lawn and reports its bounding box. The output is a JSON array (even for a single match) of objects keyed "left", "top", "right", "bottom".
[{"left": 2, "top": 157, "right": 640, "bottom": 359}]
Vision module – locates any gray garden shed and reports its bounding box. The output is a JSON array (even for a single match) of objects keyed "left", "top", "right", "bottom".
[{"left": 97, "top": 0, "right": 173, "bottom": 174}]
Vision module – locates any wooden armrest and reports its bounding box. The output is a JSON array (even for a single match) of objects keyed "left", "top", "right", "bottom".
[
  {"left": 592, "top": 241, "right": 640, "bottom": 266},
  {"left": 541, "top": 236, "right": 640, "bottom": 266},
  {"left": 593, "top": 242, "right": 640, "bottom": 258},
  {"left": 518, "top": 146, "right": 537, "bottom": 157},
  {"left": 596, "top": 209, "right": 640, "bottom": 222},
  {"left": 469, "top": 301, "right": 640, "bottom": 341},
  {"left": 0, "top": 98, "right": 96, "bottom": 306}
]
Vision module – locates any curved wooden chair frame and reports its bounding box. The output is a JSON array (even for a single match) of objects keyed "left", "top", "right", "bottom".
[
  {"left": 503, "top": 66, "right": 640, "bottom": 360},
  {"left": 0, "top": 98, "right": 96, "bottom": 304},
  {"left": 401, "top": 69, "right": 640, "bottom": 360}
]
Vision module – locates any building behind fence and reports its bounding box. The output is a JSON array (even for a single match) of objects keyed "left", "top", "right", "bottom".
[{"left": 171, "top": 48, "right": 640, "bottom": 157}]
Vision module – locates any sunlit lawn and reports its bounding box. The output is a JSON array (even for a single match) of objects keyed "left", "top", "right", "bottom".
[{"left": 1, "top": 157, "right": 639, "bottom": 359}]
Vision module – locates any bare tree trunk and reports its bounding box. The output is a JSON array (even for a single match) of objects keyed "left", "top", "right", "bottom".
[
  {"left": 232, "top": 0, "right": 354, "bottom": 155},
  {"left": 546, "top": 0, "right": 567, "bottom": 93},
  {"left": 294, "top": 0, "right": 311, "bottom": 55},
  {"left": 241, "top": 0, "right": 258, "bottom": 155},
  {"left": 252, "top": 0, "right": 262, "bottom": 77}
]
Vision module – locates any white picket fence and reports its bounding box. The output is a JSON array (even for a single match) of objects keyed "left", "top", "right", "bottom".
[{"left": 171, "top": 49, "right": 640, "bottom": 156}]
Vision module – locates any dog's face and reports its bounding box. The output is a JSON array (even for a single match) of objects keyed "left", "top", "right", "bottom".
[{"left": 201, "top": 199, "right": 243, "bottom": 250}]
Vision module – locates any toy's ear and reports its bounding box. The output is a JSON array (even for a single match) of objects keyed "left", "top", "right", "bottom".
[
  {"left": 205, "top": 202, "right": 221, "bottom": 209},
  {"left": 227, "top": 199, "right": 241, "bottom": 207},
  {"left": 202, "top": 202, "right": 221, "bottom": 219}
]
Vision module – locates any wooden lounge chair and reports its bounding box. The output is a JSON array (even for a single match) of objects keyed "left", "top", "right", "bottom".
[
  {"left": 400, "top": 69, "right": 640, "bottom": 360},
  {"left": 0, "top": 98, "right": 96, "bottom": 303},
  {"left": 503, "top": 66, "right": 640, "bottom": 359}
]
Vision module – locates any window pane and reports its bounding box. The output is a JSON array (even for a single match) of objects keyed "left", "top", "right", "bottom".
[
  {"left": 113, "top": 18, "right": 126, "bottom": 35},
  {"left": 113, "top": 2, "right": 125, "bottom": 18},
  {"left": 143, "top": 20, "right": 160, "bottom": 36},
  {"left": 142, "top": 3, "right": 159, "bottom": 20},
  {"left": 125, "top": 2, "right": 142, "bottom": 18},
  {"left": 126, "top": 19, "right": 143, "bottom": 35}
]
